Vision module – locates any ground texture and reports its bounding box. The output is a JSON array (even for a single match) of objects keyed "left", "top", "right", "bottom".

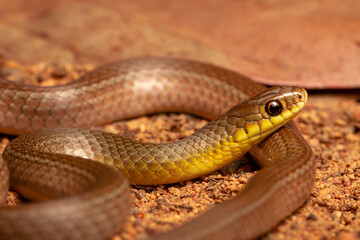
[{"left": 1, "top": 60, "right": 359, "bottom": 240}]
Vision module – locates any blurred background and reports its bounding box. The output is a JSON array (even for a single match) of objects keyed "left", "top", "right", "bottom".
[
  {"left": 0, "top": 0, "right": 359, "bottom": 89},
  {"left": 1, "top": 1, "right": 360, "bottom": 239}
]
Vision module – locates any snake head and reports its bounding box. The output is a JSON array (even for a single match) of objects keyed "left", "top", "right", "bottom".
[
  {"left": 257, "top": 86, "right": 307, "bottom": 123},
  {"left": 224, "top": 86, "right": 307, "bottom": 144}
]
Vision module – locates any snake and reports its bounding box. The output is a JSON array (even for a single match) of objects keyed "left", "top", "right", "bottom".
[{"left": 0, "top": 57, "right": 316, "bottom": 240}]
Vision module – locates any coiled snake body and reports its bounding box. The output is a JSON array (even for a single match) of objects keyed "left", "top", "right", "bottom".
[{"left": 0, "top": 58, "right": 315, "bottom": 240}]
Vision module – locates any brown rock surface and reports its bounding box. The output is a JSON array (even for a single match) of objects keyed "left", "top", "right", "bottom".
[{"left": 0, "top": 0, "right": 359, "bottom": 88}]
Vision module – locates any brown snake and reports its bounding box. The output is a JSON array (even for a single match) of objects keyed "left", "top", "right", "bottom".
[{"left": 0, "top": 58, "right": 316, "bottom": 240}]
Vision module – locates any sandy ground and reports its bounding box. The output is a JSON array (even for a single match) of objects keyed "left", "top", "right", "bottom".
[{"left": 1, "top": 60, "right": 359, "bottom": 239}]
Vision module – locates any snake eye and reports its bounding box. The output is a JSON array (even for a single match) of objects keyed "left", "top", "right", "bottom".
[{"left": 265, "top": 100, "right": 283, "bottom": 116}]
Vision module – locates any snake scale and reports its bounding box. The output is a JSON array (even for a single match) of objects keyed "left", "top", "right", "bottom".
[{"left": 0, "top": 58, "right": 316, "bottom": 240}]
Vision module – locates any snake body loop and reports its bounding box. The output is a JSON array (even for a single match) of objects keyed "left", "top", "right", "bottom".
[{"left": 0, "top": 58, "right": 315, "bottom": 240}]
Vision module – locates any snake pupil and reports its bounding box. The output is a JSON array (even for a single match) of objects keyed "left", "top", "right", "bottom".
[{"left": 266, "top": 100, "right": 282, "bottom": 116}]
